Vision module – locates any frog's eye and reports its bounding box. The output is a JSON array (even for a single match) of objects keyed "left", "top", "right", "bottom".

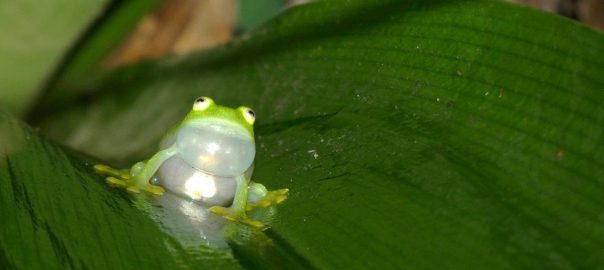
[
  {"left": 193, "top": 96, "right": 212, "bottom": 111},
  {"left": 242, "top": 107, "right": 256, "bottom": 124}
]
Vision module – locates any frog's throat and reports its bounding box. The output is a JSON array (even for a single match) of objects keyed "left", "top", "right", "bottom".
[{"left": 176, "top": 119, "right": 255, "bottom": 176}]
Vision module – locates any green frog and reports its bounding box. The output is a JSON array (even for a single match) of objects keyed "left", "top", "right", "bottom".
[{"left": 95, "top": 97, "right": 288, "bottom": 228}]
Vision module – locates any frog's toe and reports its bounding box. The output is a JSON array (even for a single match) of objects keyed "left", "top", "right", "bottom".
[
  {"left": 95, "top": 164, "right": 130, "bottom": 180},
  {"left": 209, "top": 206, "right": 265, "bottom": 228},
  {"left": 240, "top": 218, "right": 265, "bottom": 229},
  {"left": 143, "top": 185, "right": 165, "bottom": 195},
  {"left": 106, "top": 177, "right": 127, "bottom": 187},
  {"left": 94, "top": 164, "right": 106, "bottom": 172},
  {"left": 276, "top": 188, "right": 289, "bottom": 195},
  {"left": 210, "top": 206, "right": 236, "bottom": 217},
  {"left": 250, "top": 189, "right": 289, "bottom": 209},
  {"left": 272, "top": 188, "right": 289, "bottom": 204},
  {"left": 126, "top": 185, "right": 141, "bottom": 193},
  {"left": 94, "top": 164, "right": 113, "bottom": 174}
]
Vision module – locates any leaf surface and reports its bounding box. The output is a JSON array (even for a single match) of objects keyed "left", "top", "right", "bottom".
[{"left": 24, "top": 0, "right": 604, "bottom": 269}]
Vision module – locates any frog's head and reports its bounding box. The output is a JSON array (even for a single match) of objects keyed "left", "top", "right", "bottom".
[{"left": 176, "top": 96, "right": 256, "bottom": 177}]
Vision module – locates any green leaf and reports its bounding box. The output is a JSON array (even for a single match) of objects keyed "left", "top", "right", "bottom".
[
  {"left": 0, "top": 0, "right": 109, "bottom": 115},
  {"left": 0, "top": 111, "right": 244, "bottom": 269},
  {"left": 23, "top": 0, "right": 604, "bottom": 268}
]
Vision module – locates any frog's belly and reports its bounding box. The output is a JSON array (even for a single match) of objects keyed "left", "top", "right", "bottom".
[{"left": 155, "top": 156, "right": 236, "bottom": 206}]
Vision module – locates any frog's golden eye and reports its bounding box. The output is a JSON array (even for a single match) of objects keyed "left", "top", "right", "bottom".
[
  {"left": 193, "top": 96, "right": 212, "bottom": 111},
  {"left": 242, "top": 107, "right": 256, "bottom": 124}
]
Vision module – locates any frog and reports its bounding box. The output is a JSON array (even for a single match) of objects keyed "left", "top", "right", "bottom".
[{"left": 94, "top": 97, "right": 288, "bottom": 228}]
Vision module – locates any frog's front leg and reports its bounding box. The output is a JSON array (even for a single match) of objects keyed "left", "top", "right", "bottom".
[
  {"left": 96, "top": 145, "right": 177, "bottom": 195},
  {"left": 124, "top": 145, "right": 178, "bottom": 195},
  {"left": 246, "top": 182, "right": 289, "bottom": 211},
  {"left": 210, "top": 175, "right": 265, "bottom": 228}
]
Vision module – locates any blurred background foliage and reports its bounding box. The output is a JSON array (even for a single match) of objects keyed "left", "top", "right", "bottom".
[{"left": 0, "top": 0, "right": 602, "bottom": 116}]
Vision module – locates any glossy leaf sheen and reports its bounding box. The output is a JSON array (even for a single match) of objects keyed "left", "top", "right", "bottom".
[{"left": 22, "top": 0, "right": 604, "bottom": 269}]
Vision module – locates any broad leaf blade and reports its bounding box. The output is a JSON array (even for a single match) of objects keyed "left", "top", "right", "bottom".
[
  {"left": 0, "top": 111, "right": 244, "bottom": 269},
  {"left": 30, "top": 0, "right": 604, "bottom": 269}
]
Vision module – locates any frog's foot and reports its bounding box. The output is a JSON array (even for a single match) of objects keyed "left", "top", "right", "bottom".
[
  {"left": 209, "top": 206, "right": 265, "bottom": 229},
  {"left": 94, "top": 164, "right": 130, "bottom": 180},
  {"left": 105, "top": 177, "right": 164, "bottom": 195},
  {"left": 246, "top": 188, "right": 289, "bottom": 211}
]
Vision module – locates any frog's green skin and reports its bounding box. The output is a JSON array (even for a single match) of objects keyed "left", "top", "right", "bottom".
[{"left": 95, "top": 97, "right": 287, "bottom": 228}]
